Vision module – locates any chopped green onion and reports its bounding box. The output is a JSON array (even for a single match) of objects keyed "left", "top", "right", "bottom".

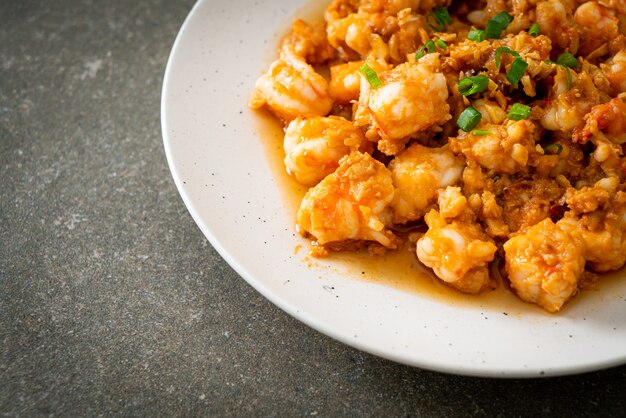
[
  {"left": 359, "top": 64, "right": 382, "bottom": 88},
  {"left": 546, "top": 59, "right": 574, "bottom": 89},
  {"left": 458, "top": 75, "right": 490, "bottom": 96},
  {"left": 427, "top": 6, "right": 452, "bottom": 32},
  {"left": 457, "top": 106, "right": 482, "bottom": 132},
  {"left": 556, "top": 52, "right": 579, "bottom": 69},
  {"left": 472, "top": 129, "right": 492, "bottom": 135},
  {"left": 416, "top": 40, "right": 436, "bottom": 60},
  {"left": 468, "top": 29, "right": 486, "bottom": 42},
  {"left": 529, "top": 23, "right": 541, "bottom": 37},
  {"left": 495, "top": 46, "right": 520, "bottom": 68},
  {"left": 543, "top": 143, "right": 563, "bottom": 155},
  {"left": 506, "top": 57, "right": 528, "bottom": 87},
  {"left": 507, "top": 103, "right": 531, "bottom": 120},
  {"left": 491, "top": 11, "right": 514, "bottom": 27},
  {"left": 435, "top": 38, "right": 448, "bottom": 50},
  {"left": 564, "top": 66, "right": 572, "bottom": 90},
  {"left": 485, "top": 12, "right": 514, "bottom": 39}
]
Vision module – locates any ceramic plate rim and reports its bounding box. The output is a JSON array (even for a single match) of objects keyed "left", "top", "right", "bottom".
[{"left": 161, "top": 0, "right": 626, "bottom": 378}]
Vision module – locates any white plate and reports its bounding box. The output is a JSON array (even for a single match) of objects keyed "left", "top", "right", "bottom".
[{"left": 161, "top": 0, "right": 626, "bottom": 377}]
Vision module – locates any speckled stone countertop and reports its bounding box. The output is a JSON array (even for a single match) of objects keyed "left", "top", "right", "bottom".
[{"left": 1, "top": 0, "right": 626, "bottom": 416}]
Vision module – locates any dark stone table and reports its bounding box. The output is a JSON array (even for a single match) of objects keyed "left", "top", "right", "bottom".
[{"left": 1, "top": 0, "right": 625, "bottom": 415}]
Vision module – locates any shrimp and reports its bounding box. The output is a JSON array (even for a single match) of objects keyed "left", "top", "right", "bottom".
[
  {"left": 558, "top": 177, "right": 626, "bottom": 272},
  {"left": 541, "top": 65, "right": 606, "bottom": 133},
  {"left": 282, "top": 19, "right": 336, "bottom": 65},
  {"left": 572, "top": 98, "right": 626, "bottom": 177},
  {"left": 450, "top": 120, "right": 538, "bottom": 174},
  {"left": 416, "top": 210, "right": 498, "bottom": 294},
  {"left": 467, "top": 0, "right": 507, "bottom": 27},
  {"left": 574, "top": 1, "right": 619, "bottom": 56},
  {"left": 574, "top": 98, "right": 626, "bottom": 145},
  {"left": 601, "top": 51, "right": 626, "bottom": 96},
  {"left": 535, "top": 0, "right": 579, "bottom": 52},
  {"left": 248, "top": 49, "right": 333, "bottom": 123},
  {"left": 329, "top": 61, "right": 365, "bottom": 104},
  {"left": 297, "top": 151, "right": 398, "bottom": 249},
  {"left": 503, "top": 218, "right": 586, "bottom": 312},
  {"left": 356, "top": 53, "right": 450, "bottom": 155},
  {"left": 389, "top": 144, "right": 464, "bottom": 223},
  {"left": 326, "top": 13, "right": 375, "bottom": 58},
  {"left": 284, "top": 116, "right": 369, "bottom": 186},
  {"left": 387, "top": 8, "right": 429, "bottom": 64}
]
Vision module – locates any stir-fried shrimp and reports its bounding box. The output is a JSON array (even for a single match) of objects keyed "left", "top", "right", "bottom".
[
  {"left": 284, "top": 116, "right": 369, "bottom": 186},
  {"left": 574, "top": 98, "right": 626, "bottom": 145},
  {"left": 416, "top": 209, "right": 497, "bottom": 294},
  {"left": 283, "top": 19, "right": 336, "bottom": 65},
  {"left": 574, "top": 1, "right": 619, "bottom": 56},
  {"left": 535, "top": 0, "right": 579, "bottom": 52},
  {"left": 602, "top": 51, "right": 626, "bottom": 95},
  {"left": 541, "top": 65, "right": 606, "bottom": 132},
  {"left": 450, "top": 120, "right": 538, "bottom": 174},
  {"left": 327, "top": 13, "right": 375, "bottom": 58},
  {"left": 504, "top": 218, "right": 586, "bottom": 312},
  {"left": 297, "top": 151, "right": 398, "bottom": 249},
  {"left": 248, "top": 49, "right": 333, "bottom": 122},
  {"left": 389, "top": 144, "right": 463, "bottom": 223},
  {"left": 329, "top": 61, "right": 365, "bottom": 104},
  {"left": 251, "top": 0, "right": 626, "bottom": 313},
  {"left": 572, "top": 99, "right": 626, "bottom": 177},
  {"left": 559, "top": 178, "right": 626, "bottom": 271},
  {"left": 387, "top": 9, "right": 430, "bottom": 64},
  {"left": 356, "top": 54, "right": 450, "bottom": 155},
  {"left": 467, "top": 0, "right": 507, "bottom": 27}
]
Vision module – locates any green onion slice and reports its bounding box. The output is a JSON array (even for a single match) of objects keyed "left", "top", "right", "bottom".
[
  {"left": 564, "top": 66, "right": 572, "bottom": 90},
  {"left": 457, "top": 106, "right": 482, "bottom": 132},
  {"left": 359, "top": 64, "right": 382, "bottom": 88},
  {"left": 495, "top": 46, "right": 520, "bottom": 68},
  {"left": 543, "top": 143, "right": 563, "bottom": 155},
  {"left": 468, "top": 29, "right": 486, "bottom": 42},
  {"left": 435, "top": 38, "right": 448, "bottom": 49},
  {"left": 506, "top": 57, "right": 528, "bottom": 87},
  {"left": 507, "top": 103, "right": 531, "bottom": 120},
  {"left": 485, "top": 12, "right": 514, "bottom": 39},
  {"left": 416, "top": 40, "right": 436, "bottom": 60},
  {"left": 472, "top": 129, "right": 492, "bottom": 135},
  {"left": 491, "top": 11, "right": 514, "bottom": 26},
  {"left": 529, "top": 23, "right": 541, "bottom": 37},
  {"left": 427, "top": 6, "right": 452, "bottom": 32},
  {"left": 556, "top": 52, "right": 579, "bottom": 69},
  {"left": 546, "top": 59, "right": 574, "bottom": 90},
  {"left": 458, "top": 74, "right": 490, "bottom": 96}
]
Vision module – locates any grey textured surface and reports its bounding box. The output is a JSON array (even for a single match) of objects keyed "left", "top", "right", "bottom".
[{"left": 1, "top": 0, "right": 626, "bottom": 416}]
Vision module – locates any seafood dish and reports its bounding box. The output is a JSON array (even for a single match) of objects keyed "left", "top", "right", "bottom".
[{"left": 249, "top": 0, "right": 626, "bottom": 312}]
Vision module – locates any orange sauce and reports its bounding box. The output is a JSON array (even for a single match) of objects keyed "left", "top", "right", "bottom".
[
  {"left": 249, "top": 4, "right": 626, "bottom": 315},
  {"left": 251, "top": 108, "right": 533, "bottom": 313}
]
